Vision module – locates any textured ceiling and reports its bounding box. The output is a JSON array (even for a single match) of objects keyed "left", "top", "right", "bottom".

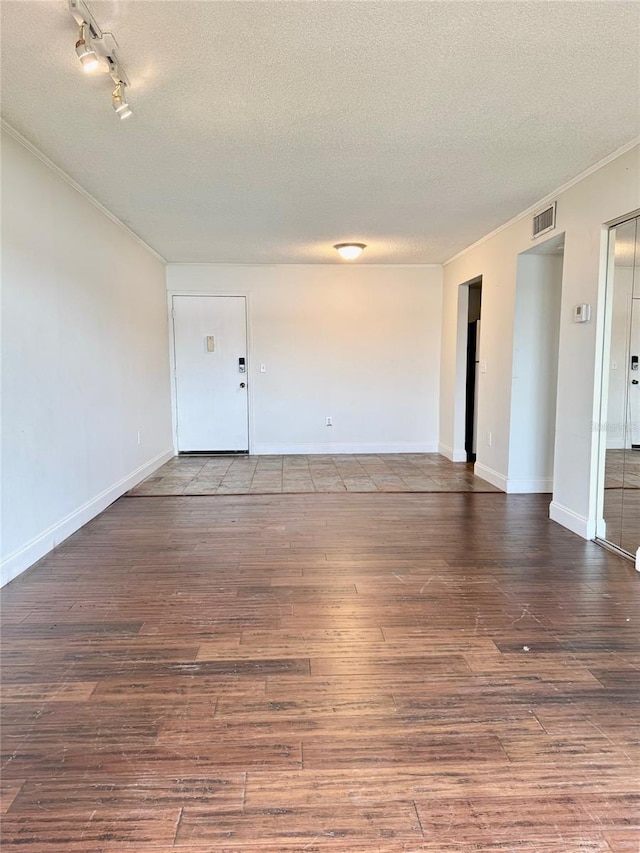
[{"left": 1, "top": 1, "right": 639, "bottom": 263}]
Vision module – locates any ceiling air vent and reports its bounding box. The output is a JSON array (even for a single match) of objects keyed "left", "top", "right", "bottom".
[{"left": 532, "top": 202, "right": 556, "bottom": 239}]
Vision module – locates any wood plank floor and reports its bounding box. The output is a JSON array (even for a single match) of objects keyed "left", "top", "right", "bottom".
[{"left": 1, "top": 492, "right": 639, "bottom": 852}]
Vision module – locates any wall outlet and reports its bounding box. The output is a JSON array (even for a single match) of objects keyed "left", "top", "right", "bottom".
[
  {"left": 486, "top": 431, "right": 492, "bottom": 447},
  {"left": 325, "top": 416, "right": 333, "bottom": 427},
  {"left": 137, "top": 430, "right": 142, "bottom": 446}
]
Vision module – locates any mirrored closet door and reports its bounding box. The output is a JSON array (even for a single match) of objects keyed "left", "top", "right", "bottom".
[{"left": 598, "top": 214, "right": 640, "bottom": 558}]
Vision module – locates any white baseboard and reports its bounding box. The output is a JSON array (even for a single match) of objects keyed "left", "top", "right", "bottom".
[
  {"left": 549, "top": 500, "right": 596, "bottom": 540},
  {"left": 437, "top": 442, "right": 467, "bottom": 462},
  {"left": 636, "top": 548, "right": 640, "bottom": 573},
  {"left": 506, "top": 476, "right": 553, "bottom": 494},
  {"left": 252, "top": 442, "right": 439, "bottom": 455},
  {"left": 474, "top": 462, "right": 507, "bottom": 491},
  {"left": 1, "top": 448, "right": 175, "bottom": 588}
]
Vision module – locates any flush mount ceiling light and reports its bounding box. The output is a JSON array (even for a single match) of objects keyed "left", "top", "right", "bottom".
[
  {"left": 75, "top": 22, "right": 99, "bottom": 72},
  {"left": 68, "top": 0, "right": 134, "bottom": 119},
  {"left": 334, "top": 243, "right": 367, "bottom": 261},
  {"left": 112, "top": 81, "right": 133, "bottom": 119}
]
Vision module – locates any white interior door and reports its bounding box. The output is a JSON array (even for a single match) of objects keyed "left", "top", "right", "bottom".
[{"left": 173, "top": 295, "right": 248, "bottom": 452}]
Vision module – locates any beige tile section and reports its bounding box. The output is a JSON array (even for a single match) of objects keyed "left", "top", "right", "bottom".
[{"left": 128, "top": 453, "right": 500, "bottom": 496}]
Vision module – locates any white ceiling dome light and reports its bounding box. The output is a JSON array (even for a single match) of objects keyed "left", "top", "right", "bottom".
[{"left": 334, "top": 243, "right": 366, "bottom": 261}]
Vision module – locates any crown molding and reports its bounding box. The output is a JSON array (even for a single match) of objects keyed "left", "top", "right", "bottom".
[
  {"left": 444, "top": 137, "right": 640, "bottom": 266},
  {"left": 166, "top": 262, "right": 443, "bottom": 268},
  {"left": 1, "top": 119, "right": 166, "bottom": 264}
]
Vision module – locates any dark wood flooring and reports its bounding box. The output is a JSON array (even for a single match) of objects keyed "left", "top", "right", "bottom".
[{"left": 1, "top": 492, "right": 639, "bottom": 851}]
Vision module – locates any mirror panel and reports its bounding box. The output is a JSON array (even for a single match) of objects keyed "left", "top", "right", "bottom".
[
  {"left": 601, "top": 217, "right": 637, "bottom": 553},
  {"left": 620, "top": 221, "right": 640, "bottom": 555}
]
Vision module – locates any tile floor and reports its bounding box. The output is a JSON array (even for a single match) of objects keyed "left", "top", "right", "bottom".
[{"left": 128, "top": 453, "right": 500, "bottom": 496}]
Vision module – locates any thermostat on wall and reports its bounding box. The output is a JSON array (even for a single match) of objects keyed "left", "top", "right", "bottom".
[{"left": 574, "top": 304, "right": 591, "bottom": 323}]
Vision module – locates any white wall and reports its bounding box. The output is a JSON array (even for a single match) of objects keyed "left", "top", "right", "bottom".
[
  {"left": 508, "top": 253, "right": 563, "bottom": 491},
  {"left": 167, "top": 265, "right": 442, "bottom": 454},
  {"left": 439, "top": 143, "right": 640, "bottom": 538},
  {"left": 1, "top": 129, "right": 174, "bottom": 586}
]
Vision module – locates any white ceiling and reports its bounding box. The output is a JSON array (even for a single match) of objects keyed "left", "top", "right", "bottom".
[{"left": 1, "top": 1, "right": 639, "bottom": 264}]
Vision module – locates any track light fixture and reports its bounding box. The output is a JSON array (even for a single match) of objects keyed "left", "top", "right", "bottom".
[
  {"left": 68, "top": 0, "right": 134, "bottom": 120},
  {"left": 75, "top": 22, "right": 99, "bottom": 72},
  {"left": 112, "top": 81, "right": 133, "bottom": 120}
]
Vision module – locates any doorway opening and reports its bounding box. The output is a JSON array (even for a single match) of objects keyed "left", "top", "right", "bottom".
[
  {"left": 508, "top": 234, "right": 564, "bottom": 493},
  {"left": 465, "top": 280, "right": 483, "bottom": 463}
]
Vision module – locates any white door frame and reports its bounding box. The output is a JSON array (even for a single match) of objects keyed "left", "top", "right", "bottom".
[{"left": 167, "top": 291, "right": 254, "bottom": 454}]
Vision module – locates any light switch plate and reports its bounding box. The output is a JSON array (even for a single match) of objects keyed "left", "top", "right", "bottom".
[{"left": 206, "top": 335, "right": 215, "bottom": 352}]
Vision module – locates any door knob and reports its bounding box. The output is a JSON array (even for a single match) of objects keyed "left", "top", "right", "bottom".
[
  {"left": 633, "top": 379, "right": 639, "bottom": 385},
  {"left": 240, "top": 382, "right": 246, "bottom": 388}
]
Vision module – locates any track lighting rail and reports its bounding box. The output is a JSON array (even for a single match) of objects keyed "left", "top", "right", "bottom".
[
  {"left": 68, "top": 0, "right": 132, "bottom": 118},
  {"left": 69, "top": 0, "right": 102, "bottom": 42}
]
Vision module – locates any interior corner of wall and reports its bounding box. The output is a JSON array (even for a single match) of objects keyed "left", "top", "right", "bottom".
[{"left": 1, "top": 447, "right": 175, "bottom": 588}]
